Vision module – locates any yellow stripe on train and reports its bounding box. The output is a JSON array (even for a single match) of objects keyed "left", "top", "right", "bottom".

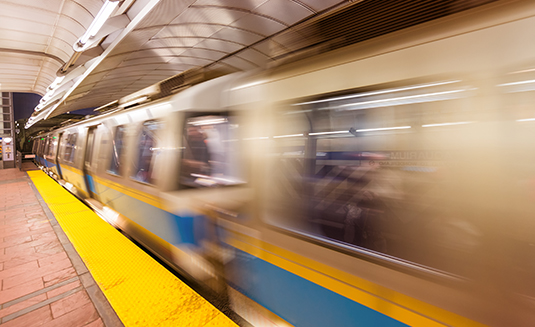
[
  {"left": 60, "top": 164, "right": 163, "bottom": 210},
  {"left": 225, "top": 230, "right": 485, "bottom": 327}
]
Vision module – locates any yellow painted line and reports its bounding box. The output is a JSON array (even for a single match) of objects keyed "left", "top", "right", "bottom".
[
  {"left": 28, "top": 170, "right": 237, "bottom": 327},
  {"left": 226, "top": 231, "right": 486, "bottom": 327}
]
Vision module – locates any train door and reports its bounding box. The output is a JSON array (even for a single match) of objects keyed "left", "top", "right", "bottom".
[
  {"left": 83, "top": 126, "right": 98, "bottom": 199},
  {"left": 55, "top": 132, "right": 64, "bottom": 179},
  {"left": 42, "top": 137, "right": 49, "bottom": 167}
]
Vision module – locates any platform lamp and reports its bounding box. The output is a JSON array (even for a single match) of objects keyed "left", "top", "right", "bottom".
[{"left": 76, "top": 0, "right": 121, "bottom": 49}]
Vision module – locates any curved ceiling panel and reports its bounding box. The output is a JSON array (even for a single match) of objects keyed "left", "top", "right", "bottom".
[
  {"left": 6, "top": 0, "right": 357, "bottom": 124},
  {"left": 177, "top": 48, "right": 228, "bottom": 61},
  {"left": 0, "top": 0, "right": 105, "bottom": 95},
  {"left": 254, "top": 0, "right": 314, "bottom": 25},
  {"left": 152, "top": 23, "right": 225, "bottom": 39},
  {"left": 230, "top": 13, "right": 287, "bottom": 36},
  {"left": 194, "top": 0, "right": 269, "bottom": 11}
]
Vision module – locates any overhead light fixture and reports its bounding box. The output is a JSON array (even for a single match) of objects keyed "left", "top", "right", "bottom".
[
  {"left": 76, "top": 0, "right": 120, "bottom": 47},
  {"left": 47, "top": 76, "right": 65, "bottom": 91},
  {"left": 273, "top": 133, "right": 304, "bottom": 138},
  {"left": 309, "top": 130, "right": 349, "bottom": 136},
  {"left": 498, "top": 79, "right": 535, "bottom": 87},
  {"left": 422, "top": 121, "right": 472, "bottom": 127},
  {"left": 356, "top": 126, "right": 411, "bottom": 132}
]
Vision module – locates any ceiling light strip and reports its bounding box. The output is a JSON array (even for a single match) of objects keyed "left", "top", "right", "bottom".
[{"left": 42, "top": 0, "right": 164, "bottom": 122}]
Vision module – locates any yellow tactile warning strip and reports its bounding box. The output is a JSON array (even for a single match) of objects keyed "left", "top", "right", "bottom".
[{"left": 27, "top": 170, "right": 238, "bottom": 327}]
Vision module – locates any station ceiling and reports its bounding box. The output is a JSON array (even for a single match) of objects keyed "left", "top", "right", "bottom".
[{"left": 0, "top": 0, "right": 348, "bottom": 123}]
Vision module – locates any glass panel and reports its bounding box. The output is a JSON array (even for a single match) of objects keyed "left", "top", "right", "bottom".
[
  {"left": 3, "top": 122, "right": 10, "bottom": 129},
  {"left": 132, "top": 121, "right": 161, "bottom": 184},
  {"left": 180, "top": 115, "right": 244, "bottom": 188},
  {"left": 64, "top": 133, "right": 78, "bottom": 162},
  {"left": 2, "top": 107, "right": 9, "bottom": 113},
  {"left": 85, "top": 129, "right": 96, "bottom": 167},
  {"left": 69, "top": 134, "right": 78, "bottom": 162},
  {"left": 109, "top": 125, "right": 125, "bottom": 175},
  {"left": 47, "top": 137, "right": 55, "bottom": 157}
]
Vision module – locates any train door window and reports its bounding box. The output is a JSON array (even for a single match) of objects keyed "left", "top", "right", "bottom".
[
  {"left": 52, "top": 136, "right": 58, "bottom": 158},
  {"left": 47, "top": 136, "right": 57, "bottom": 159},
  {"left": 108, "top": 125, "right": 125, "bottom": 176},
  {"left": 42, "top": 138, "right": 49, "bottom": 159},
  {"left": 179, "top": 114, "right": 244, "bottom": 188},
  {"left": 132, "top": 120, "right": 161, "bottom": 184},
  {"left": 84, "top": 127, "right": 97, "bottom": 169},
  {"left": 36, "top": 139, "right": 42, "bottom": 156},
  {"left": 64, "top": 133, "right": 78, "bottom": 163}
]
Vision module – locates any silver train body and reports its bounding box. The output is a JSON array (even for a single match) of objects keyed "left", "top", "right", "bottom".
[{"left": 33, "top": 1, "right": 535, "bottom": 326}]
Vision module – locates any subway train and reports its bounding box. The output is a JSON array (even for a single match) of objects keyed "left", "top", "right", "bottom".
[{"left": 32, "top": 1, "right": 535, "bottom": 326}]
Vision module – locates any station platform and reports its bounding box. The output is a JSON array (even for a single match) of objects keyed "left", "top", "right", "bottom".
[{"left": 0, "top": 163, "right": 239, "bottom": 327}]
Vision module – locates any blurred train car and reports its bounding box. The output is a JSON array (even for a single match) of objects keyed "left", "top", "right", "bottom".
[{"left": 33, "top": 1, "right": 535, "bottom": 326}]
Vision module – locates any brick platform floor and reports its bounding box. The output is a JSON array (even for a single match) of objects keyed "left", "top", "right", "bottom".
[{"left": 0, "top": 164, "right": 122, "bottom": 327}]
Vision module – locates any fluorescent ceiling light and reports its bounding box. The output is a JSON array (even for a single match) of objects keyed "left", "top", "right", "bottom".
[
  {"left": 309, "top": 130, "right": 349, "bottom": 136},
  {"left": 293, "top": 80, "right": 461, "bottom": 106},
  {"left": 48, "top": 76, "right": 65, "bottom": 91},
  {"left": 498, "top": 79, "right": 535, "bottom": 87},
  {"left": 243, "top": 137, "right": 269, "bottom": 140},
  {"left": 422, "top": 121, "right": 471, "bottom": 127},
  {"left": 509, "top": 68, "right": 535, "bottom": 74},
  {"left": 517, "top": 118, "right": 535, "bottom": 122},
  {"left": 273, "top": 133, "right": 304, "bottom": 138},
  {"left": 77, "top": 0, "right": 119, "bottom": 46},
  {"left": 356, "top": 126, "right": 411, "bottom": 132}
]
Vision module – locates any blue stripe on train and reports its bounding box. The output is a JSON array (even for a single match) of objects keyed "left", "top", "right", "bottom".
[
  {"left": 226, "top": 248, "right": 408, "bottom": 327},
  {"left": 35, "top": 155, "right": 43, "bottom": 165},
  {"left": 95, "top": 181, "right": 198, "bottom": 246},
  {"left": 86, "top": 175, "right": 96, "bottom": 193},
  {"left": 41, "top": 158, "right": 56, "bottom": 169}
]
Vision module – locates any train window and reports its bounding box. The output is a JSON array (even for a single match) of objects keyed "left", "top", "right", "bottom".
[
  {"left": 108, "top": 125, "right": 126, "bottom": 176},
  {"left": 268, "top": 80, "right": 481, "bottom": 275},
  {"left": 46, "top": 136, "right": 54, "bottom": 158},
  {"left": 132, "top": 120, "right": 161, "bottom": 184},
  {"left": 179, "top": 115, "right": 244, "bottom": 188},
  {"left": 42, "top": 137, "right": 48, "bottom": 155},
  {"left": 64, "top": 133, "right": 78, "bottom": 163}
]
